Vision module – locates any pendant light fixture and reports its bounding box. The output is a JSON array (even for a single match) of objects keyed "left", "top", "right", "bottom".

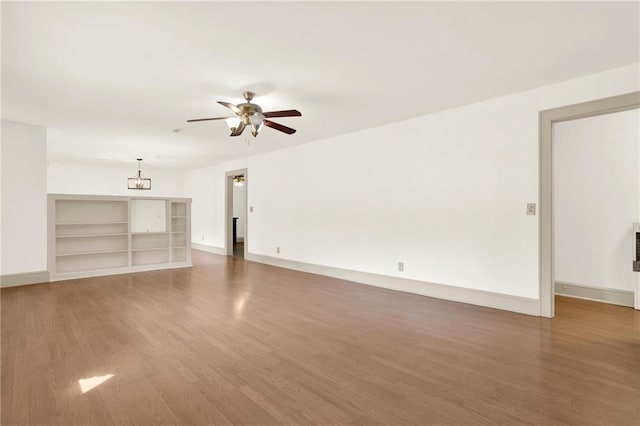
[{"left": 127, "top": 158, "right": 151, "bottom": 190}]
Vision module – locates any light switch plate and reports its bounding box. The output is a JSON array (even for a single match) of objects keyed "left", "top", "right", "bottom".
[
  {"left": 527, "top": 203, "right": 536, "bottom": 215},
  {"left": 249, "top": 206, "right": 254, "bottom": 213}
]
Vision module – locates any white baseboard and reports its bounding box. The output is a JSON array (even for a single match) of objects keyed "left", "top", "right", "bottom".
[
  {"left": 555, "top": 281, "right": 634, "bottom": 307},
  {"left": 2, "top": 254, "right": 542, "bottom": 316},
  {"left": 1, "top": 270, "right": 50, "bottom": 288},
  {"left": 246, "top": 254, "right": 540, "bottom": 316},
  {"left": 192, "top": 243, "right": 226, "bottom": 255},
  {"left": 3, "top": 263, "right": 195, "bottom": 286}
]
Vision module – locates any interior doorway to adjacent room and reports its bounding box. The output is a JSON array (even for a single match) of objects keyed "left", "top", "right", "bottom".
[
  {"left": 225, "top": 168, "right": 248, "bottom": 259},
  {"left": 539, "top": 92, "right": 640, "bottom": 317},
  {"left": 553, "top": 108, "right": 639, "bottom": 312}
]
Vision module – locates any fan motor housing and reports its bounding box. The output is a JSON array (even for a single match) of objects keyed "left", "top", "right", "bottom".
[
  {"left": 237, "top": 103, "right": 263, "bottom": 115},
  {"left": 237, "top": 103, "right": 263, "bottom": 125}
]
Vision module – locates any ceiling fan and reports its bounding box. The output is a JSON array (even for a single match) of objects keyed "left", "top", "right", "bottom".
[{"left": 187, "top": 91, "right": 302, "bottom": 137}]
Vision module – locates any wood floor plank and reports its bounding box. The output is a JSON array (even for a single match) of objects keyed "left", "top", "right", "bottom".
[{"left": 2, "top": 250, "right": 639, "bottom": 425}]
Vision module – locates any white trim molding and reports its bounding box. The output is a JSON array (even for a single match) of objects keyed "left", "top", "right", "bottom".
[
  {"left": 247, "top": 254, "right": 540, "bottom": 316},
  {"left": 539, "top": 91, "right": 640, "bottom": 318},
  {"left": 555, "top": 281, "right": 634, "bottom": 307},
  {"left": 192, "top": 243, "right": 226, "bottom": 256},
  {"left": 1, "top": 270, "right": 50, "bottom": 288}
]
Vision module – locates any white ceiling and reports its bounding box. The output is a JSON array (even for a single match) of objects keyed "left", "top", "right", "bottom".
[{"left": 2, "top": 1, "right": 638, "bottom": 169}]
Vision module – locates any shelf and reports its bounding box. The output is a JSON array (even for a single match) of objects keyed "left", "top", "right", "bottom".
[
  {"left": 56, "top": 252, "right": 128, "bottom": 273},
  {"left": 171, "top": 231, "right": 187, "bottom": 234},
  {"left": 57, "top": 222, "right": 128, "bottom": 226},
  {"left": 132, "top": 250, "right": 170, "bottom": 266},
  {"left": 171, "top": 203, "right": 187, "bottom": 218},
  {"left": 132, "top": 232, "right": 168, "bottom": 235},
  {"left": 171, "top": 217, "right": 187, "bottom": 232},
  {"left": 56, "top": 221, "right": 129, "bottom": 237},
  {"left": 172, "top": 216, "right": 186, "bottom": 218},
  {"left": 56, "top": 200, "right": 128, "bottom": 225},
  {"left": 57, "top": 249, "right": 129, "bottom": 257},
  {"left": 132, "top": 247, "right": 169, "bottom": 252},
  {"left": 56, "top": 233, "right": 128, "bottom": 239}
]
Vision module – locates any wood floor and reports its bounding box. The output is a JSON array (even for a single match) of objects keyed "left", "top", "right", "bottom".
[
  {"left": 2, "top": 250, "right": 639, "bottom": 425},
  {"left": 233, "top": 242, "right": 244, "bottom": 259}
]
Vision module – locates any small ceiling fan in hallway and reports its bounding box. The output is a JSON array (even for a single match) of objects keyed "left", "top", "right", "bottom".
[{"left": 187, "top": 91, "right": 302, "bottom": 137}]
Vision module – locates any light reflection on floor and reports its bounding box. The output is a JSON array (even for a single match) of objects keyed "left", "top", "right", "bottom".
[{"left": 78, "top": 374, "right": 114, "bottom": 393}]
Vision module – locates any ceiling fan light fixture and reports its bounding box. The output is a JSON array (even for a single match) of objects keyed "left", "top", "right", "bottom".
[
  {"left": 225, "top": 117, "right": 242, "bottom": 131},
  {"left": 232, "top": 175, "right": 245, "bottom": 187},
  {"left": 249, "top": 113, "right": 264, "bottom": 137},
  {"left": 187, "top": 92, "right": 301, "bottom": 137}
]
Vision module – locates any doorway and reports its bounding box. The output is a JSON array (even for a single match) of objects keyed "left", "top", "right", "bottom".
[
  {"left": 553, "top": 109, "right": 639, "bottom": 309},
  {"left": 225, "top": 168, "right": 248, "bottom": 259},
  {"left": 539, "top": 91, "right": 640, "bottom": 317}
]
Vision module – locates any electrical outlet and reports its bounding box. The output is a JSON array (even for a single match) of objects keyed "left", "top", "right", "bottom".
[
  {"left": 527, "top": 203, "right": 536, "bottom": 215},
  {"left": 276, "top": 246, "right": 280, "bottom": 254},
  {"left": 398, "top": 261, "right": 404, "bottom": 272},
  {"left": 201, "top": 236, "right": 204, "bottom": 242}
]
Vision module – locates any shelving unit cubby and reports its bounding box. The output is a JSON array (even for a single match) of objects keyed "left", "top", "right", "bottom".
[
  {"left": 170, "top": 202, "right": 189, "bottom": 262},
  {"left": 48, "top": 194, "right": 192, "bottom": 281}
]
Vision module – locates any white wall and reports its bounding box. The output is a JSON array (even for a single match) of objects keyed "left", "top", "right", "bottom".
[
  {"left": 47, "top": 160, "right": 185, "bottom": 197},
  {"left": 184, "top": 165, "right": 220, "bottom": 247},
  {"left": 233, "top": 182, "right": 246, "bottom": 239},
  {"left": 185, "top": 64, "right": 639, "bottom": 302},
  {"left": 554, "top": 109, "right": 639, "bottom": 292},
  {"left": 1, "top": 120, "right": 48, "bottom": 275}
]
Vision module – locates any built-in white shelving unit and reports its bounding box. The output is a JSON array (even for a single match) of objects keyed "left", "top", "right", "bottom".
[{"left": 48, "top": 194, "right": 191, "bottom": 281}]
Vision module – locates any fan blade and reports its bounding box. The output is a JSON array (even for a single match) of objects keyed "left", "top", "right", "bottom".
[
  {"left": 264, "top": 120, "right": 296, "bottom": 135},
  {"left": 263, "top": 109, "right": 302, "bottom": 118},
  {"left": 186, "top": 116, "right": 232, "bottom": 122},
  {"left": 217, "top": 101, "right": 242, "bottom": 114},
  {"left": 230, "top": 122, "right": 246, "bottom": 137}
]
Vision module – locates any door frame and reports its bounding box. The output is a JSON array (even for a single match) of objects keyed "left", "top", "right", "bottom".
[
  {"left": 225, "top": 168, "right": 248, "bottom": 258},
  {"left": 538, "top": 91, "right": 640, "bottom": 317}
]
